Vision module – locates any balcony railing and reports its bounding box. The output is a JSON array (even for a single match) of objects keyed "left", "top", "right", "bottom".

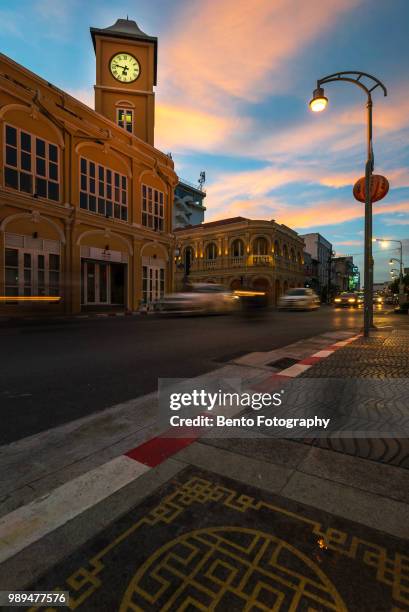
[
  {"left": 231, "top": 256, "right": 245, "bottom": 266},
  {"left": 187, "top": 254, "right": 302, "bottom": 272},
  {"left": 252, "top": 255, "right": 272, "bottom": 265},
  {"left": 203, "top": 259, "right": 217, "bottom": 268}
]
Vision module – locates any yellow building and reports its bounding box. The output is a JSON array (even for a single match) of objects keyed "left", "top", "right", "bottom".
[
  {"left": 0, "top": 18, "right": 178, "bottom": 316},
  {"left": 174, "top": 217, "right": 305, "bottom": 303}
]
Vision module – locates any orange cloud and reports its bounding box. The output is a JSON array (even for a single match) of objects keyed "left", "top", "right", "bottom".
[
  {"left": 207, "top": 188, "right": 409, "bottom": 230},
  {"left": 155, "top": 103, "right": 247, "bottom": 152},
  {"left": 273, "top": 200, "right": 409, "bottom": 229},
  {"left": 161, "top": 0, "right": 360, "bottom": 108},
  {"left": 335, "top": 240, "right": 363, "bottom": 246}
]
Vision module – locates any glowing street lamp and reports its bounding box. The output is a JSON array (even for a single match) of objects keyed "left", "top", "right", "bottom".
[
  {"left": 309, "top": 87, "right": 328, "bottom": 112},
  {"left": 375, "top": 237, "right": 404, "bottom": 303},
  {"left": 310, "top": 72, "right": 387, "bottom": 337}
]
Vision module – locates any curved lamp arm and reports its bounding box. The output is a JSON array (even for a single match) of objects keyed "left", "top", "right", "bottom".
[{"left": 316, "top": 71, "right": 387, "bottom": 99}]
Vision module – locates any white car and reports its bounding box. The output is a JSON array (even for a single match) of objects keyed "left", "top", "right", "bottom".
[
  {"left": 158, "top": 283, "right": 239, "bottom": 315},
  {"left": 278, "top": 287, "right": 320, "bottom": 311}
]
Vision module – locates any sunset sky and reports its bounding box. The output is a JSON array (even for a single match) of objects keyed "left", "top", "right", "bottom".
[{"left": 2, "top": 0, "right": 408, "bottom": 281}]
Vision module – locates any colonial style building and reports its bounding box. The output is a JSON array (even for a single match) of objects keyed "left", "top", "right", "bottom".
[
  {"left": 174, "top": 217, "right": 305, "bottom": 304},
  {"left": 0, "top": 18, "right": 178, "bottom": 316}
]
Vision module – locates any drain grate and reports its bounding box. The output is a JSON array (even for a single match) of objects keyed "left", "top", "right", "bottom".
[{"left": 267, "top": 357, "right": 298, "bottom": 369}]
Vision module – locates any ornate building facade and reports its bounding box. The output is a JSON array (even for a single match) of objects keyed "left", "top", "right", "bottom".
[
  {"left": 174, "top": 217, "right": 305, "bottom": 303},
  {"left": 0, "top": 18, "right": 178, "bottom": 316}
]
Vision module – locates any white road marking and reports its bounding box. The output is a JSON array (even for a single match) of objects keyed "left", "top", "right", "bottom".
[{"left": 0, "top": 455, "right": 149, "bottom": 564}]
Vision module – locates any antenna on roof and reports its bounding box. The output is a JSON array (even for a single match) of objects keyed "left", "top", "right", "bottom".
[{"left": 198, "top": 171, "right": 206, "bottom": 190}]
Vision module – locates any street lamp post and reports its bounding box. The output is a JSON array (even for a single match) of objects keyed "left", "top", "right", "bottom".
[
  {"left": 376, "top": 238, "right": 405, "bottom": 303},
  {"left": 310, "top": 72, "right": 387, "bottom": 337}
]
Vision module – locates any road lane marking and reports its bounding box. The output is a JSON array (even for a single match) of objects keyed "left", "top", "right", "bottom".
[{"left": 0, "top": 456, "right": 149, "bottom": 564}]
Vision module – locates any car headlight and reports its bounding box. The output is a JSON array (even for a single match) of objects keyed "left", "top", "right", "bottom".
[
  {"left": 348, "top": 298, "right": 356, "bottom": 303},
  {"left": 334, "top": 298, "right": 341, "bottom": 303},
  {"left": 377, "top": 297, "right": 383, "bottom": 302}
]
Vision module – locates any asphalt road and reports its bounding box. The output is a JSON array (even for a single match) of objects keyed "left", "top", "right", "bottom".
[{"left": 0, "top": 306, "right": 391, "bottom": 444}]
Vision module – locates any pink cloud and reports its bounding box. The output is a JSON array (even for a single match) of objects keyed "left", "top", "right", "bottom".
[
  {"left": 161, "top": 0, "right": 360, "bottom": 109},
  {"left": 155, "top": 103, "right": 249, "bottom": 153},
  {"left": 335, "top": 240, "right": 363, "bottom": 246}
]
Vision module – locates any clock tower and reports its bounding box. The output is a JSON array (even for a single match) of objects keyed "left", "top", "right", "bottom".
[{"left": 90, "top": 18, "right": 158, "bottom": 146}]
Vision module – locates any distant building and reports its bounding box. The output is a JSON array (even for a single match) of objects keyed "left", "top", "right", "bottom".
[
  {"left": 173, "top": 179, "right": 206, "bottom": 229},
  {"left": 174, "top": 217, "right": 304, "bottom": 304},
  {"left": 373, "top": 282, "right": 390, "bottom": 292},
  {"left": 300, "top": 233, "right": 333, "bottom": 298},
  {"left": 331, "top": 256, "right": 359, "bottom": 293},
  {"left": 303, "top": 252, "right": 319, "bottom": 292}
]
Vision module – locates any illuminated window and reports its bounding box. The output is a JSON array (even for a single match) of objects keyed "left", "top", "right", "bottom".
[
  {"left": 117, "top": 108, "right": 133, "bottom": 133},
  {"left": 4, "top": 124, "right": 59, "bottom": 201},
  {"left": 80, "top": 157, "right": 128, "bottom": 221},
  {"left": 142, "top": 185, "right": 164, "bottom": 231}
]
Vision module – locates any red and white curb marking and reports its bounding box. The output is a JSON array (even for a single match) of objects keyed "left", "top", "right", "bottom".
[
  {"left": 0, "top": 332, "right": 361, "bottom": 564},
  {"left": 252, "top": 334, "right": 361, "bottom": 391}
]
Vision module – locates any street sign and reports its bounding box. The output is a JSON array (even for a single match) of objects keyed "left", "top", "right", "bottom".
[{"left": 353, "top": 175, "right": 389, "bottom": 203}]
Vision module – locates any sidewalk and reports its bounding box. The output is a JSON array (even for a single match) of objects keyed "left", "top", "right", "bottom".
[{"left": 0, "top": 323, "right": 408, "bottom": 610}]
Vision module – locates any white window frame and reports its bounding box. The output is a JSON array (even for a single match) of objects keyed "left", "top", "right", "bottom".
[
  {"left": 4, "top": 246, "right": 60, "bottom": 297},
  {"left": 79, "top": 157, "right": 128, "bottom": 221},
  {"left": 3, "top": 123, "right": 60, "bottom": 202},
  {"left": 141, "top": 185, "right": 164, "bottom": 231},
  {"left": 142, "top": 264, "right": 165, "bottom": 304}
]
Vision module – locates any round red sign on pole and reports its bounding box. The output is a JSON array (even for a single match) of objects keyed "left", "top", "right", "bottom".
[{"left": 353, "top": 175, "right": 389, "bottom": 203}]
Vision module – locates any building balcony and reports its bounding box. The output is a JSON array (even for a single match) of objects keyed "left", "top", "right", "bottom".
[
  {"left": 203, "top": 259, "right": 217, "bottom": 269},
  {"left": 252, "top": 255, "right": 272, "bottom": 266},
  {"left": 231, "top": 256, "right": 245, "bottom": 266},
  {"left": 183, "top": 254, "right": 304, "bottom": 274}
]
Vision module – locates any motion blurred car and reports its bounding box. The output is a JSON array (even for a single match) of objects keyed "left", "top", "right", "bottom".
[
  {"left": 333, "top": 292, "right": 360, "bottom": 308},
  {"left": 356, "top": 292, "right": 364, "bottom": 306},
  {"left": 278, "top": 287, "right": 320, "bottom": 311},
  {"left": 158, "top": 283, "right": 239, "bottom": 315},
  {"left": 373, "top": 293, "right": 384, "bottom": 305},
  {"left": 233, "top": 289, "right": 269, "bottom": 313}
]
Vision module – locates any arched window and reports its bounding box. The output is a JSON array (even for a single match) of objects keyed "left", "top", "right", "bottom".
[
  {"left": 290, "top": 247, "right": 295, "bottom": 261},
  {"left": 205, "top": 242, "right": 217, "bottom": 260},
  {"left": 283, "top": 244, "right": 289, "bottom": 259},
  {"left": 274, "top": 240, "right": 280, "bottom": 256},
  {"left": 231, "top": 239, "right": 244, "bottom": 257},
  {"left": 252, "top": 237, "right": 268, "bottom": 255},
  {"left": 184, "top": 246, "right": 194, "bottom": 275}
]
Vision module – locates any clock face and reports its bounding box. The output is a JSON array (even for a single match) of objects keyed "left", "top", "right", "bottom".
[{"left": 109, "top": 53, "right": 140, "bottom": 83}]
